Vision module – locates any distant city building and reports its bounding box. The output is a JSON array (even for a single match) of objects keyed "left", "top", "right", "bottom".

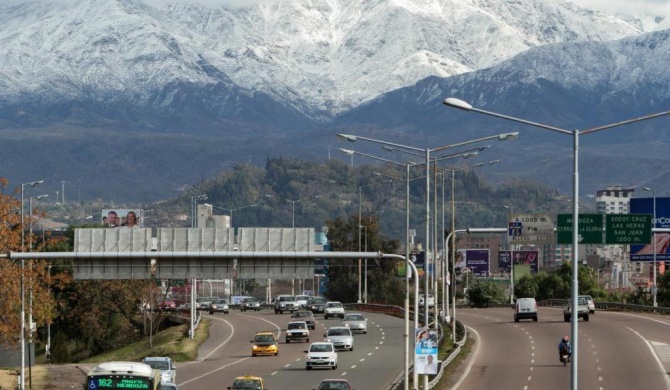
[{"left": 596, "top": 186, "right": 635, "bottom": 288}]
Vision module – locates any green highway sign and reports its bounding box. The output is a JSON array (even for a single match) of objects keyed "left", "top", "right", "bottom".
[
  {"left": 605, "top": 214, "right": 652, "bottom": 245},
  {"left": 556, "top": 214, "right": 604, "bottom": 244}
]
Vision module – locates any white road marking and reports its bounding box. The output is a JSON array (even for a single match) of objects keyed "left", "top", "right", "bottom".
[
  {"left": 452, "top": 326, "right": 480, "bottom": 390},
  {"left": 271, "top": 371, "right": 278, "bottom": 376},
  {"left": 368, "top": 352, "right": 373, "bottom": 356},
  {"left": 178, "top": 358, "right": 250, "bottom": 385},
  {"left": 360, "top": 358, "right": 365, "bottom": 362},
  {"left": 201, "top": 317, "right": 235, "bottom": 360},
  {"left": 351, "top": 365, "right": 357, "bottom": 369},
  {"left": 599, "top": 376, "right": 603, "bottom": 381},
  {"left": 527, "top": 376, "right": 532, "bottom": 381},
  {"left": 626, "top": 327, "right": 670, "bottom": 389},
  {"left": 375, "top": 346, "right": 379, "bottom": 350},
  {"left": 651, "top": 341, "right": 670, "bottom": 363}
]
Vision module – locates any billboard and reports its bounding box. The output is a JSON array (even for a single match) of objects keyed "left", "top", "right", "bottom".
[
  {"left": 498, "top": 250, "right": 539, "bottom": 274},
  {"left": 456, "top": 249, "right": 490, "bottom": 277},
  {"left": 630, "top": 197, "right": 670, "bottom": 261},
  {"left": 101, "top": 209, "right": 143, "bottom": 228}
]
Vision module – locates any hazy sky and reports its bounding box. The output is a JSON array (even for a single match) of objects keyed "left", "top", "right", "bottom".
[{"left": 567, "top": 0, "right": 670, "bottom": 17}]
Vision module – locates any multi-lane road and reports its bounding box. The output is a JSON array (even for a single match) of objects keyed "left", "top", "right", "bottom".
[
  {"left": 455, "top": 306, "right": 670, "bottom": 390},
  {"left": 165, "top": 310, "right": 408, "bottom": 389}
]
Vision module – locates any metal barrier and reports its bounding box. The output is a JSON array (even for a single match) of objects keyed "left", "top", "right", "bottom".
[{"left": 427, "top": 320, "right": 466, "bottom": 389}]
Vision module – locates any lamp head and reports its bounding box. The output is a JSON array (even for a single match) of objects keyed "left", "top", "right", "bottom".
[
  {"left": 36, "top": 194, "right": 49, "bottom": 200},
  {"left": 461, "top": 152, "right": 478, "bottom": 159},
  {"left": 499, "top": 132, "right": 519, "bottom": 141},
  {"left": 442, "top": 97, "right": 472, "bottom": 111},
  {"left": 338, "top": 148, "right": 355, "bottom": 156},
  {"left": 337, "top": 134, "right": 357, "bottom": 142},
  {"left": 642, "top": 187, "right": 653, "bottom": 192}
]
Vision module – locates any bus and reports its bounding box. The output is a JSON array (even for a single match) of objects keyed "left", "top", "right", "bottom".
[{"left": 86, "top": 361, "right": 161, "bottom": 390}]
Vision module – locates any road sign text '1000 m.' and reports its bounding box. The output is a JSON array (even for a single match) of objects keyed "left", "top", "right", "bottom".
[
  {"left": 556, "top": 214, "right": 604, "bottom": 244},
  {"left": 605, "top": 214, "right": 652, "bottom": 244}
]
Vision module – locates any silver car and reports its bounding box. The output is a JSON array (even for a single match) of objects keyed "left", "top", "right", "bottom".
[
  {"left": 324, "top": 326, "right": 354, "bottom": 351},
  {"left": 342, "top": 313, "right": 367, "bottom": 334}
]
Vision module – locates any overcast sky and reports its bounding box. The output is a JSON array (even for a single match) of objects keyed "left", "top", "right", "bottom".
[{"left": 567, "top": 0, "right": 670, "bottom": 17}]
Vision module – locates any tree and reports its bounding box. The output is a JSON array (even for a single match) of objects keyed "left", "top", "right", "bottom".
[
  {"left": 467, "top": 279, "right": 508, "bottom": 307},
  {"left": 324, "top": 214, "right": 402, "bottom": 304}
]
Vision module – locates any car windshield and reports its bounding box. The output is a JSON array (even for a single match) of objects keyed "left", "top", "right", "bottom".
[
  {"left": 310, "top": 298, "right": 327, "bottom": 304},
  {"left": 288, "top": 323, "right": 306, "bottom": 330},
  {"left": 294, "top": 311, "right": 311, "bottom": 317},
  {"left": 296, "top": 295, "right": 309, "bottom": 300},
  {"left": 244, "top": 298, "right": 257, "bottom": 302},
  {"left": 280, "top": 296, "right": 295, "bottom": 301},
  {"left": 328, "top": 328, "right": 351, "bottom": 336},
  {"left": 345, "top": 314, "right": 364, "bottom": 321},
  {"left": 146, "top": 361, "right": 170, "bottom": 370},
  {"left": 311, "top": 344, "right": 333, "bottom": 352},
  {"left": 232, "top": 379, "right": 262, "bottom": 389},
  {"left": 327, "top": 302, "right": 342, "bottom": 308},
  {"left": 254, "top": 335, "right": 275, "bottom": 343},
  {"left": 319, "top": 382, "right": 349, "bottom": 390}
]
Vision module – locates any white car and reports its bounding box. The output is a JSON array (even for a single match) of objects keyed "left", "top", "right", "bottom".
[
  {"left": 142, "top": 356, "right": 176, "bottom": 384},
  {"left": 286, "top": 321, "right": 310, "bottom": 343},
  {"left": 342, "top": 313, "right": 367, "bottom": 334},
  {"left": 305, "top": 342, "right": 338, "bottom": 370},
  {"left": 324, "top": 301, "right": 345, "bottom": 319},
  {"left": 419, "top": 294, "right": 435, "bottom": 308},
  {"left": 324, "top": 326, "right": 354, "bottom": 351},
  {"left": 295, "top": 294, "right": 310, "bottom": 309}
]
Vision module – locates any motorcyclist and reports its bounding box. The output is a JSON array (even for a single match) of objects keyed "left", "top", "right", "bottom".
[{"left": 558, "top": 335, "right": 572, "bottom": 362}]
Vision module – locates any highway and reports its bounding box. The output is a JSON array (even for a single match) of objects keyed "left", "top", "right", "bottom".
[
  {"left": 455, "top": 306, "right": 670, "bottom": 390},
  {"left": 173, "top": 309, "right": 408, "bottom": 390}
]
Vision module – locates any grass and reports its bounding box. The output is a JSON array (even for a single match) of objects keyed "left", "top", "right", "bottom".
[{"left": 0, "top": 319, "right": 210, "bottom": 389}]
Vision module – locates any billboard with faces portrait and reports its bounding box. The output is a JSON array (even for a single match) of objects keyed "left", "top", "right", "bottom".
[{"left": 101, "top": 209, "right": 143, "bottom": 228}]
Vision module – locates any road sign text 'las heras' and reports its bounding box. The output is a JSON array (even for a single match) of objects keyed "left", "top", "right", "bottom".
[
  {"left": 557, "top": 214, "right": 604, "bottom": 244},
  {"left": 605, "top": 214, "right": 652, "bottom": 245},
  {"left": 508, "top": 214, "right": 554, "bottom": 244}
]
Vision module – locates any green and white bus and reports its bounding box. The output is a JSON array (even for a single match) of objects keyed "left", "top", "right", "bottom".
[{"left": 86, "top": 361, "right": 161, "bottom": 390}]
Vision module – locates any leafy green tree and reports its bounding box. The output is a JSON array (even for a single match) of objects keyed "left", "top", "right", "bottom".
[
  {"left": 324, "top": 214, "right": 402, "bottom": 304},
  {"left": 467, "top": 279, "right": 508, "bottom": 307}
]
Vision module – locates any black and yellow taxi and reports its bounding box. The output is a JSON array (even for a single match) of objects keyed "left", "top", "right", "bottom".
[
  {"left": 250, "top": 331, "right": 279, "bottom": 357},
  {"left": 227, "top": 374, "right": 266, "bottom": 390}
]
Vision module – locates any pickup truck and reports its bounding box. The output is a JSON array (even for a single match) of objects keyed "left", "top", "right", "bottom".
[{"left": 563, "top": 297, "right": 590, "bottom": 322}]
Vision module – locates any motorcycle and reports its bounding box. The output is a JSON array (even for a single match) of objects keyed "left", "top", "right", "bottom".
[{"left": 560, "top": 353, "right": 571, "bottom": 366}]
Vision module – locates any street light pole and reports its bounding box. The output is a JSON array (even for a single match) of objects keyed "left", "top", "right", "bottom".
[
  {"left": 211, "top": 203, "right": 258, "bottom": 227},
  {"left": 643, "top": 186, "right": 657, "bottom": 307},
  {"left": 359, "top": 225, "right": 368, "bottom": 303},
  {"left": 444, "top": 96, "right": 670, "bottom": 390},
  {"left": 19, "top": 179, "right": 43, "bottom": 390}
]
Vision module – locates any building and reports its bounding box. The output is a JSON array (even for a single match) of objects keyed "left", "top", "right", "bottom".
[{"left": 595, "top": 186, "right": 635, "bottom": 288}]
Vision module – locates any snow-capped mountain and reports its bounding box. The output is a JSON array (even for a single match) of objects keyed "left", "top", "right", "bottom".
[{"left": 0, "top": 0, "right": 653, "bottom": 120}]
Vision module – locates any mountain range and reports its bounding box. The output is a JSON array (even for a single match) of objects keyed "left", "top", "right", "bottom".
[{"left": 1, "top": 0, "right": 670, "bottom": 203}]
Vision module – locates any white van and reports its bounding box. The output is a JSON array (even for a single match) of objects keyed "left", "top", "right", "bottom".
[{"left": 514, "top": 297, "right": 538, "bottom": 322}]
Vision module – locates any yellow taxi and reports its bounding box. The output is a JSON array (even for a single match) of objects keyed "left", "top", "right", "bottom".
[
  {"left": 250, "top": 331, "right": 279, "bottom": 356},
  {"left": 227, "top": 374, "right": 266, "bottom": 390}
]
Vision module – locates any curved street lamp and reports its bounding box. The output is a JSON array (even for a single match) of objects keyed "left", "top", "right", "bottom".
[{"left": 443, "top": 96, "right": 670, "bottom": 390}]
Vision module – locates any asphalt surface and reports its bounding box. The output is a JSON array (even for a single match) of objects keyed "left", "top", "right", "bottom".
[
  {"left": 172, "top": 309, "right": 407, "bottom": 390},
  {"left": 454, "top": 306, "right": 670, "bottom": 390}
]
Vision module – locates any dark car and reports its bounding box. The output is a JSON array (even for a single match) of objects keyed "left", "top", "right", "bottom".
[
  {"left": 307, "top": 296, "right": 328, "bottom": 314},
  {"left": 291, "top": 310, "right": 316, "bottom": 330}
]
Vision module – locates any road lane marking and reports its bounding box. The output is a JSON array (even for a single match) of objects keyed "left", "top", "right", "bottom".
[
  {"left": 651, "top": 341, "right": 670, "bottom": 363},
  {"left": 452, "top": 326, "right": 480, "bottom": 390},
  {"left": 626, "top": 327, "right": 670, "bottom": 389},
  {"left": 201, "top": 317, "right": 235, "bottom": 360},
  {"left": 368, "top": 352, "right": 373, "bottom": 356},
  {"left": 271, "top": 371, "right": 278, "bottom": 376},
  {"left": 178, "top": 357, "right": 250, "bottom": 385}
]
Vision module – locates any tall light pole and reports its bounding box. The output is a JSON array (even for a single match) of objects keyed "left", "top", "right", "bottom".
[
  {"left": 191, "top": 194, "right": 207, "bottom": 227},
  {"left": 19, "top": 179, "right": 43, "bottom": 390},
  {"left": 643, "top": 186, "right": 657, "bottom": 307},
  {"left": 444, "top": 96, "right": 670, "bottom": 390},
  {"left": 338, "top": 132, "right": 518, "bottom": 337},
  {"left": 359, "top": 225, "right": 368, "bottom": 303}
]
